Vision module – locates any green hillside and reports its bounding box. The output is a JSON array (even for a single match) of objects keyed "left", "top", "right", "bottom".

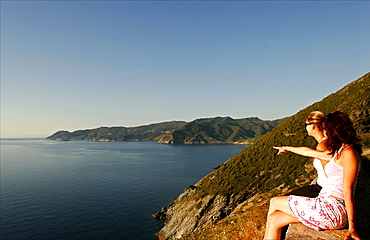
[
  {"left": 154, "top": 72, "right": 370, "bottom": 240},
  {"left": 157, "top": 117, "right": 286, "bottom": 144},
  {"left": 46, "top": 117, "right": 285, "bottom": 144},
  {"left": 196, "top": 72, "right": 370, "bottom": 197},
  {"left": 46, "top": 121, "right": 186, "bottom": 141}
]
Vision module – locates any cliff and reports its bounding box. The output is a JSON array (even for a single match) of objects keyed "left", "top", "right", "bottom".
[{"left": 154, "top": 72, "right": 370, "bottom": 239}]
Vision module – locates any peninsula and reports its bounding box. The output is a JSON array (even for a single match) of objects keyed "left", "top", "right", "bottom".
[{"left": 46, "top": 117, "right": 286, "bottom": 144}]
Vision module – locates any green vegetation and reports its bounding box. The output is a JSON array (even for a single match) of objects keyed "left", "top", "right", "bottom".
[
  {"left": 193, "top": 73, "right": 370, "bottom": 198},
  {"left": 159, "top": 116, "right": 286, "bottom": 144},
  {"left": 46, "top": 117, "right": 285, "bottom": 144},
  {"left": 154, "top": 72, "right": 370, "bottom": 240},
  {"left": 46, "top": 121, "right": 187, "bottom": 141}
]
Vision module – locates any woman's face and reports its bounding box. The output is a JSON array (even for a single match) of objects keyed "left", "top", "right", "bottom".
[{"left": 305, "top": 122, "right": 314, "bottom": 135}]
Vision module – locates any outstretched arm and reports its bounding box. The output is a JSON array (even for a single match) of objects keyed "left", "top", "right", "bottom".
[{"left": 273, "top": 146, "right": 332, "bottom": 161}]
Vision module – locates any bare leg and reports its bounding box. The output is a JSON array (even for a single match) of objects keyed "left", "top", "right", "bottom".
[
  {"left": 267, "top": 196, "right": 297, "bottom": 218},
  {"left": 264, "top": 211, "right": 300, "bottom": 240},
  {"left": 264, "top": 196, "right": 300, "bottom": 240}
]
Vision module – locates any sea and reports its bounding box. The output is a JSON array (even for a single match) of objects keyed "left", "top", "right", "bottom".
[{"left": 0, "top": 138, "right": 247, "bottom": 240}]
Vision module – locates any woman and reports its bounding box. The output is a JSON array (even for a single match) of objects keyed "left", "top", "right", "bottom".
[
  {"left": 282, "top": 111, "right": 329, "bottom": 198},
  {"left": 264, "top": 111, "right": 362, "bottom": 240}
]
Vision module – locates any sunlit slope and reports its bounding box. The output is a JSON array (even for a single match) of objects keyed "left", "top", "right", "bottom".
[{"left": 195, "top": 72, "right": 370, "bottom": 197}]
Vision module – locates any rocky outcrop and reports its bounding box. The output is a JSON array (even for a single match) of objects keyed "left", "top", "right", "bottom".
[
  {"left": 153, "top": 185, "right": 248, "bottom": 240},
  {"left": 285, "top": 223, "right": 347, "bottom": 239}
]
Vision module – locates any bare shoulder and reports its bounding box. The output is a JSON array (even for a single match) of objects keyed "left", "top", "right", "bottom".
[{"left": 338, "top": 146, "right": 360, "bottom": 166}]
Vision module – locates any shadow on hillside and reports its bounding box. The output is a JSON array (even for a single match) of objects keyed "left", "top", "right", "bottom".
[{"left": 355, "top": 156, "right": 370, "bottom": 238}]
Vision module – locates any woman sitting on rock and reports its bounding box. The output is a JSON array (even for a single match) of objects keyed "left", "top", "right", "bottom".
[{"left": 264, "top": 111, "right": 362, "bottom": 240}]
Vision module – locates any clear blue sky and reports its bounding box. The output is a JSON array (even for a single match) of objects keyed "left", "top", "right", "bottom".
[{"left": 1, "top": 1, "right": 369, "bottom": 138}]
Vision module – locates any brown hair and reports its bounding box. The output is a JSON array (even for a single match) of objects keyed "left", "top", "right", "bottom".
[
  {"left": 306, "top": 111, "right": 326, "bottom": 131},
  {"left": 323, "top": 111, "right": 362, "bottom": 155}
]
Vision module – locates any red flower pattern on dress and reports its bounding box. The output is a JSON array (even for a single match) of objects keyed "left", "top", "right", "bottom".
[{"left": 288, "top": 195, "right": 347, "bottom": 231}]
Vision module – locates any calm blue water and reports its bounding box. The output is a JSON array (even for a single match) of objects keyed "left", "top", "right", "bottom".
[{"left": 0, "top": 139, "right": 247, "bottom": 240}]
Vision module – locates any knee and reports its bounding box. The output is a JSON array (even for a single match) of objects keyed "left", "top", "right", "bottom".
[
  {"left": 267, "top": 212, "right": 281, "bottom": 227},
  {"left": 270, "top": 197, "right": 279, "bottom": 206},
  {"left": 268, "top": 197, "right": 279, "bottom": 211}
]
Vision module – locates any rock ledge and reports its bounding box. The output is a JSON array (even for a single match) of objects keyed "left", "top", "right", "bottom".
[{"left": 285, "top": 223, "right": 347, "bottom": 239}]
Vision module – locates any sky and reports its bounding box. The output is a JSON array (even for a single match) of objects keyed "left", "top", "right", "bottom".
[{"left": 1, "top": 1, "right": 369, "bottom": 138}]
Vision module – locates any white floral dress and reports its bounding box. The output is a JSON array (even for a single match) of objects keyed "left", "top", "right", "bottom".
[{"left": 288, "top": 146, "right": 348, "bottom": 230}]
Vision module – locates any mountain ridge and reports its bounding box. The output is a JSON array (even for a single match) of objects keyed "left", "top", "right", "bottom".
[
  {"left": 46, "top": 117, "right": 286, "bottom": 144},
  {"left": 158, "top": 117, "right": 286, "bottom": 144},
  {"left": 46, "top": 121, "right": 186, "bottom": 142}
]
